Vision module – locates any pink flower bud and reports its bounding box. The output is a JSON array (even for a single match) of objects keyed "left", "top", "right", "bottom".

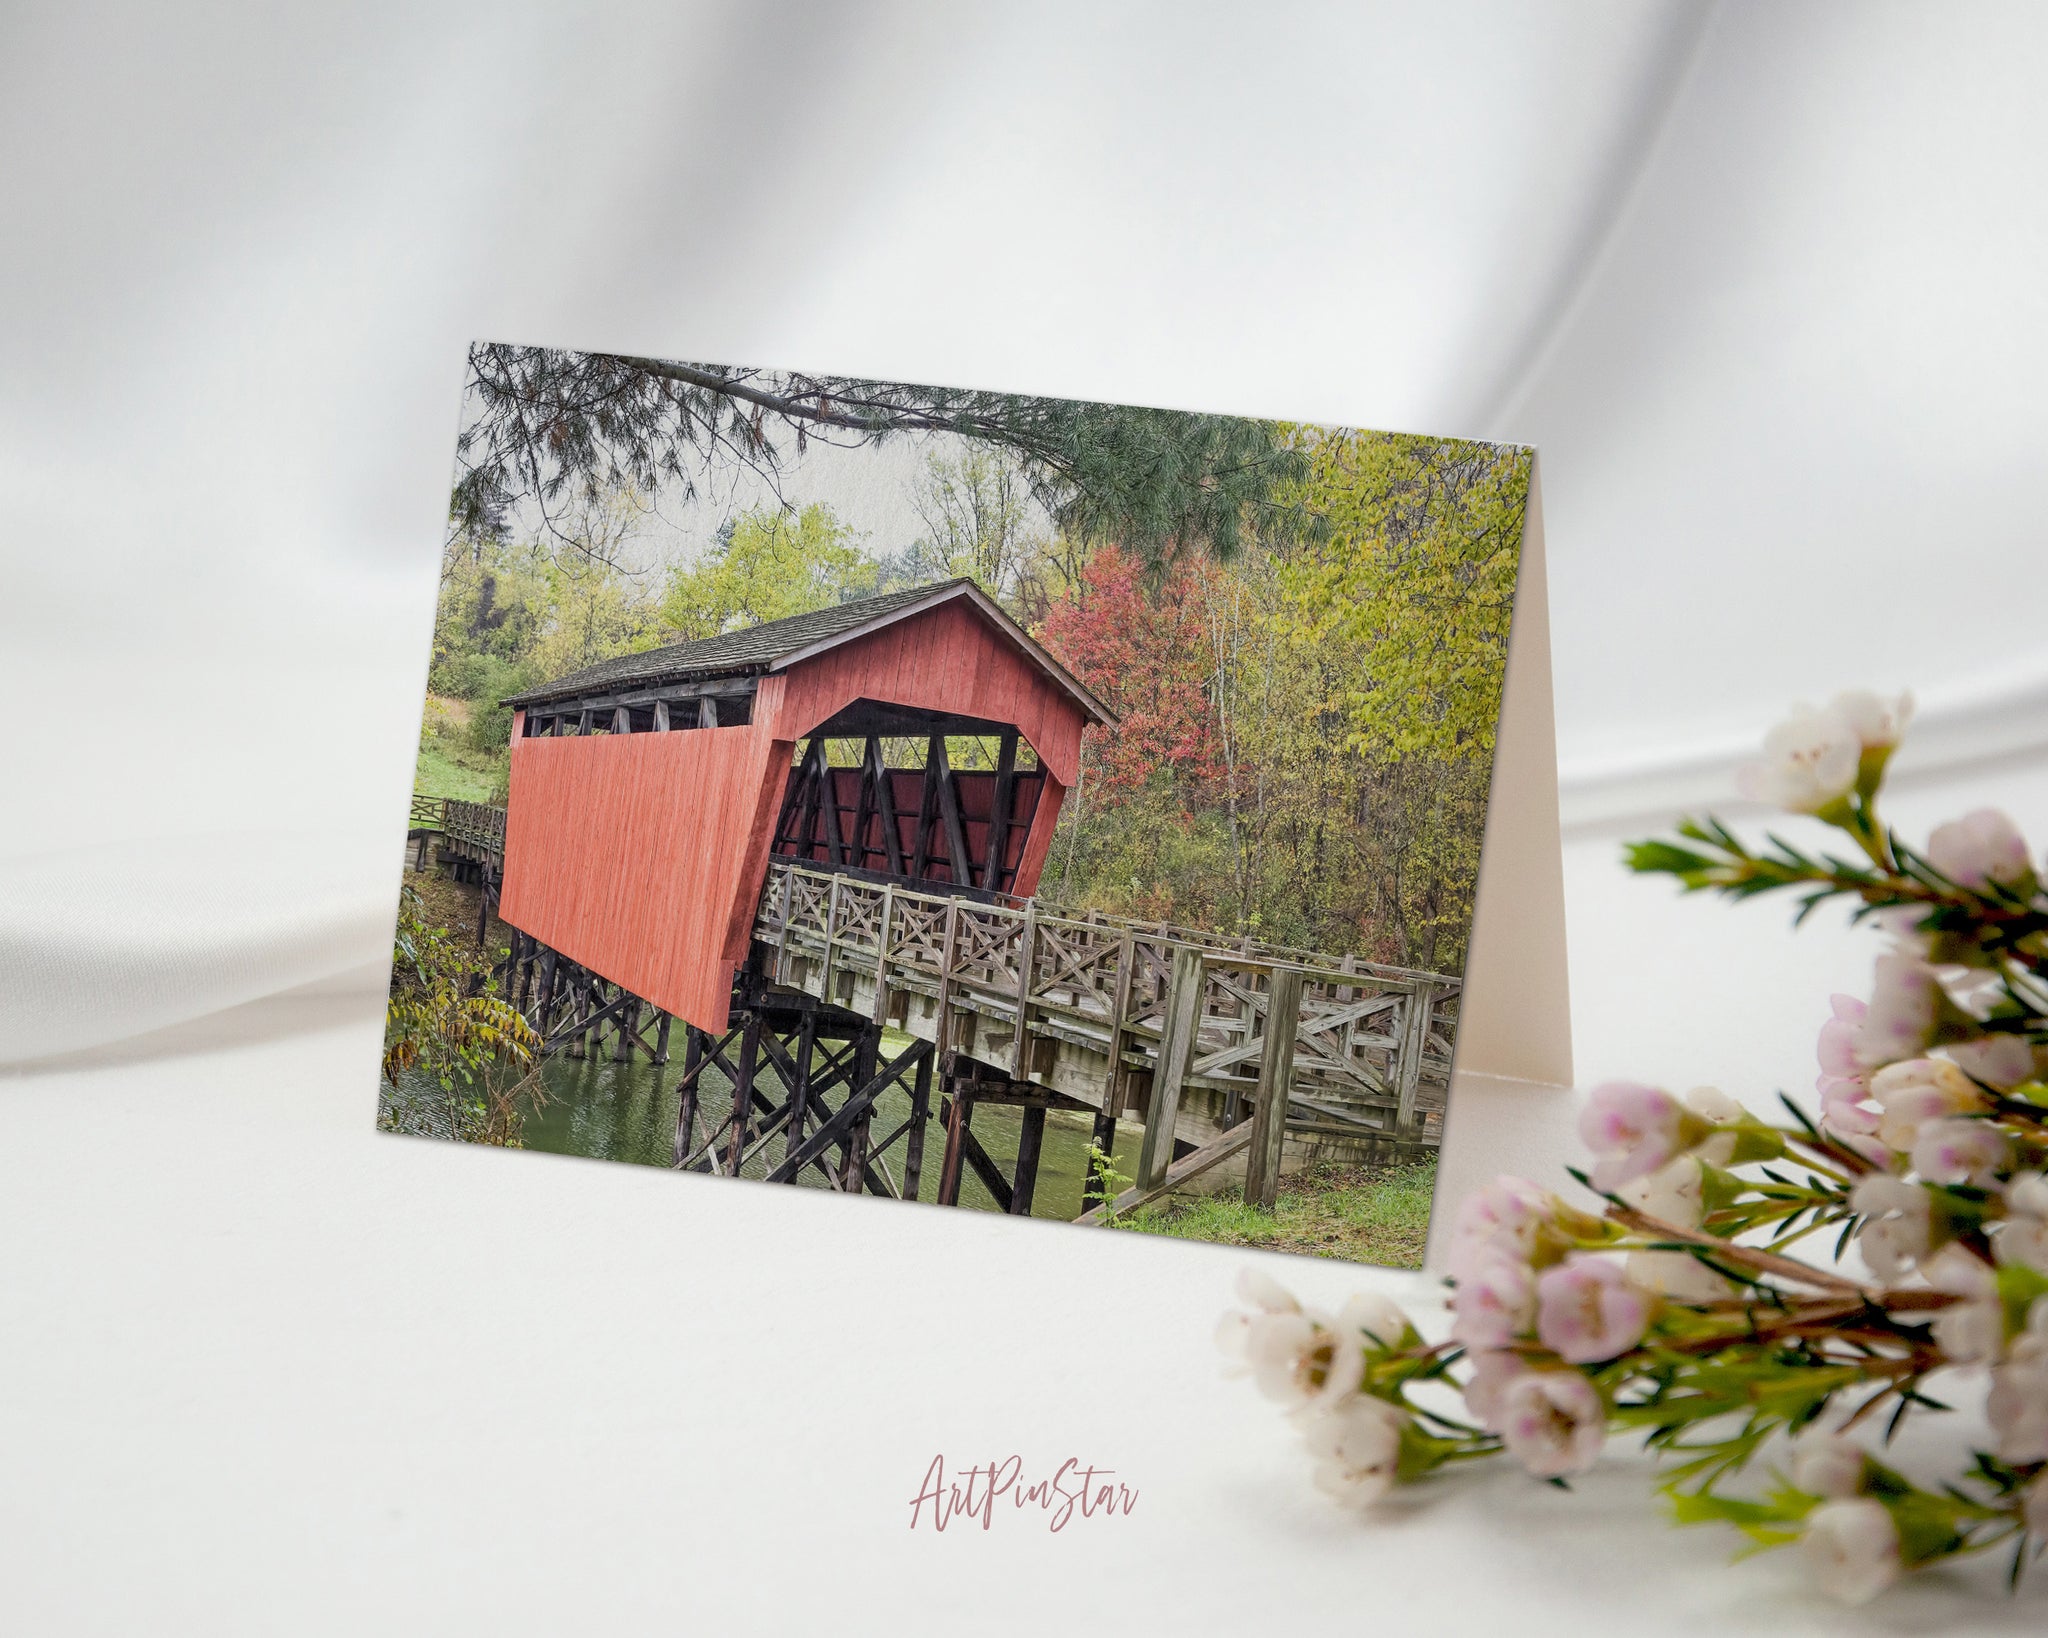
[
  {"left": 1578, "top": 1082, "right": 1687, "bottom": 1193},
  {"left": 1926, "top": 807, "right": 2032, "bottom": 890},
  {"left": 1534, "top": 1254, "right": 1653, "bottom": 1364},
  {"left": 1497, "top": 1370, "right": 1606, "bottom": 1479},
  {"left": 1450, "top": 1252, "right": 1536, "bottom": 1351}
]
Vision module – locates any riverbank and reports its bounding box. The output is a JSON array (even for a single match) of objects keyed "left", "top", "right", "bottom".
[{"left": 1114, "top": 1159, "right": 1437, "bottom": 1268}]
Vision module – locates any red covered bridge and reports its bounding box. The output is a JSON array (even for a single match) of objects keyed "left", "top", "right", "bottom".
[{"left": 499, "top": 579, "right": 1111, "bottom": 1036}]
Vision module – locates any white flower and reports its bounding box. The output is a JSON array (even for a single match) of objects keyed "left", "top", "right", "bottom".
[
  {"left": 1736, "top": 704, "right": 1862, "bottom": 814},
  {"left": 1301, "top": 1395, "right": 1407, "bottom": 1508},
  {"left": 1462, "top": 1350, "right": 1529, "bottom": 1433},
  {"left": 1830, "top": 689, "right": 1914, "bottom": 752},
  {"left": 1789, "top": 1430, "right": 1866, "bottom": 1499},
  {"left": 1857, "top": 962, "right": 1945, "bottom": 1073},
  {"left": 1911, "top": 1116, "right": 2009, "bottom": 1187},
  {"left": 1946, "top": 1034, "right": 2038, "bottom": 1089},
  {"left": 1218, "top": 1266, "right": 1303, "bottom": 1375},
  {"left": 1869, "top": 1057, "right": 1984, "bottom": 1149},
  {"left": 1802, "top": 1498, "right": 1902, "bottom": 1606},
  {"left": 1987, "top": 1309, "right": 2048, "bottom": 1465},
  {"left": 1924, "top": 1245, "right": 2004, "bottom": 1367},
  {"left": 1336, "top": 1290, "right": 1410, "bottom": 1350},
  {"left": 1926, "top": 808, "right": 2032, "bottom": 891},
  {"left": 1579, "top": 1082, "right": 1691, "bottom": 1193},
  {"left": 1246, "top": 1309, "right": 1364, "bottom": 1415},
  {"left": 1851, "top": 1174, "right": 1935, "bottom": 1281},
  {"left": 1451, "top": 1252, "right": 1537, "bottom": 1351},
  {"left": 1621, "top": 1156, "right": 1736, "bottom": 1302},
  {"left": 1497, "top": 1370, "right": 1606, "bottom": 1479},
  {"left": 1236, "top": 1265, "right": 1301, "bottom": 1316},
  {"left": 1996, "top": 1173, "right": 2048, "bottom": 1273},
  {"left": 1444, "top": 1176, "right": 1554, "bottom": 1282}
]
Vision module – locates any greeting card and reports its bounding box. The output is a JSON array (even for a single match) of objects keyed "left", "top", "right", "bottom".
[{"left": 380, "top": 343, "right": 1566, "bottom": 1267}]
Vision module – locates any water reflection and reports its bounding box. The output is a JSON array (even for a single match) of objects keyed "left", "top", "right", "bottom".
[{"left": 387, "top": 1036, "right": 1145, "bottom": 1223}]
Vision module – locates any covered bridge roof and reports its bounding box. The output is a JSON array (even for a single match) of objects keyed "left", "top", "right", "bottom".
[{"left": 505, "top": 577, "right": 1114, "bottom": 724}]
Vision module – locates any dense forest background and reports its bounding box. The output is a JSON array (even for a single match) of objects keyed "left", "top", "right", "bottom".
[{"left": 419, "top": 427, "right": 1530, "bottom": 975}]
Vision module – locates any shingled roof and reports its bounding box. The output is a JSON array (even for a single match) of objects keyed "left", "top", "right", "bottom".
[{"left": 504, "top": 577, "right": 1113, "bottom": 723}]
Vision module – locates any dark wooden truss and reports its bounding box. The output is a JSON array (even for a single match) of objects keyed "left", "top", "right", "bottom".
[
  {"left": 519, "top": 674, "right": 758, "bottom": 737},
  {"left": 770, "top": 721, "right": 1045, "bottom": 898}
]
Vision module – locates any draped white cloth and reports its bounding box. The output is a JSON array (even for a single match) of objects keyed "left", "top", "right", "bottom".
[{"left": 5, "top": 4, "right": 2046, "bottom": 1630}]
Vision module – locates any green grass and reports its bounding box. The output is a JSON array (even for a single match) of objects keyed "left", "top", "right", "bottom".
[
  {"left": 414, "top": 738, "right": 503, "bottom": 804},
  {"left": 1116, "top": 1158, "right": 1438, "bottom": 1269}
]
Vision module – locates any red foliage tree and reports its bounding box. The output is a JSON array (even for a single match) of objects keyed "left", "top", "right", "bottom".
[{"left": 1035, "top": 547, "right": 1222, "bottom": 807}]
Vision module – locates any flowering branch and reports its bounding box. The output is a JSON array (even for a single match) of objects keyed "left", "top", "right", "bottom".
[{"left": 1222, "top": 691, "right": 2048, "bottom": 1605}]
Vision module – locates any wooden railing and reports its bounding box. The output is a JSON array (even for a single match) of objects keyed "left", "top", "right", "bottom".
[
  {"left": 753, "top": 861, "right": 1459, "bottom": 1185},
  {"left": 408, "top": 793, "right": 446, "bottom": 830}
]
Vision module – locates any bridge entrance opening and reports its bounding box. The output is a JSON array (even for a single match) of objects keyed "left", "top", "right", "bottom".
[{"left": 770, "top": 700, "right": 1046, "bottom": 900}]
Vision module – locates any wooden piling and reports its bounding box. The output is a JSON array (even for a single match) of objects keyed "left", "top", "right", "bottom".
[
  {"left": 1244, "top": 966, "right": 1303, "bottom": 1211},
  {"left": 1136, "top": 947, "right": 1205, "bottom": 1191}
]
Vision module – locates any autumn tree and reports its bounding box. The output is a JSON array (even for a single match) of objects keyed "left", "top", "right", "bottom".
[{"left": 661, "top": 503, "right": 882, "bottom": 637}]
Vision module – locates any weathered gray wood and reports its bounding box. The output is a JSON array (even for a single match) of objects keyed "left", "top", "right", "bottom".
[
  {"left": 1393, "top": 984, "right": 1436, "bottom": 1136},
  {"left": 652, "top": 699, "right": 670, "bottom": 732},
  {"left": 1075, "top": 1118, "right": 1255, "bottom": 1226},
  {"left": 1244, "top": 966, "right": 1303, "bottom": 1210},
  {"left": 1136, "top": 947, "right": 1206, "bottom": 1190},
  {"left": 1008, "top": 904, "right": 1038, "bottom": 1079}
]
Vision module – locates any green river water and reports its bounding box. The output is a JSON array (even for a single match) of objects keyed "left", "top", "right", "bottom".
[{"left": 386, "top": 1036, "right": 1147, "bottom": 1222}]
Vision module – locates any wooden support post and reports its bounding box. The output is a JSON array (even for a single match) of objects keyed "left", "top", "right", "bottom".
[
  {"left": 473, "top": 876, "right": 490, "bottom": 951},
  {"left": 815, "top": 741, "right": 847, "bottom": 865},
  {"left": 932, "top": 739, "right": 972, "bottom": 886},
  {"left": 870, "top": 740, "right": 905, "bottom": 876},
  {"left": 1009, "top": 1105, "right": 1045, "bottom": 1217},
  {"left": 614, "top": 999, "right": 639, "bottom": 1062},
  {"left": 652, "top": 699, "right": 670, "bottom": 732},
  {"left": 699, "top": 696, "right": 718, "bottom": 729},
  {"left": 781, "top": 1008, "right": 819, "bottom": 1176},
  {"left": 981, "top": 728, "right": 1018, "bottom": 890},
  {"left": 727, "top": 1014, "right": 763, "bottom": 1176},
  {"left": 653, "top": 1011, "right": 672, "bottom": 1066},
  {"left": 936, "top": 1084, "right": 971, "bottom": 1208},
  {"left": 902, "top": 1047, "right": 933, "bottom": 1204},
  {"left": 851, "top": 736, "right": 878, "bottom": 871},
  {"left": 1244, "top": 966, "right": 1303, "bottom": 1211},
  {"left": 672, "top": 1028, "right": 704, "bottom": 1165},
  {"left": 1103, "top": 927, "right": 1136, "bottom": 1117},
  {"left": 1136, "top": 947, "right": 1206, "bottom": 1191},
  {"left": 1008, "top": 903, "right": 1038, "bottom": 1079},
  {"left": 819, "top": 875, "right": 841, "bottom": 1005},
  {"left": 911, "top": 735, "right": 941, "bottom": 880},
  {"left": 871, "top": 884, "right": 895, "bottom": 1024},
  {"left": 1392, "top": 983, "right": 1436, "bottom": 1139},
  {"left": 840, "top": 1027, "right": 880, "bottom": 1191},
  {"left": 934, "top": 899, "right": 961, "bottom": 1056}
]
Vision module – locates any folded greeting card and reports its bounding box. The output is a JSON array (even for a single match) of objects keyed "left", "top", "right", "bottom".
[{"left": 380, "top": 343, "right": 1565, "bottom": 1267}]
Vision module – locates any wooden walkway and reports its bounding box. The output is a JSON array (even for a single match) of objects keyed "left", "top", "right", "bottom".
[
  {"left": 413, "top": 797, "right": 1459, "bottom": 1216},
  {"left": 755, "top": 863, "right": 1456, "bottom": 1177}
]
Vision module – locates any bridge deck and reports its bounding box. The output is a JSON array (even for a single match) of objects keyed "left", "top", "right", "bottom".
[{"left": 752, "top": 861, "right": 1455, "bottom": 1165}]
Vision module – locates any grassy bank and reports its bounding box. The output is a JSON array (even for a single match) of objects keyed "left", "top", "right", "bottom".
[{"left": 1115, "top": 1158, "right": 1437, "bottom": 1269}]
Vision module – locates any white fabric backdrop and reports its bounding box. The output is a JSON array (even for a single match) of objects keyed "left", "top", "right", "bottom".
[{"left": 5, "top": 3, "right": 2047, "bottom": 1631}]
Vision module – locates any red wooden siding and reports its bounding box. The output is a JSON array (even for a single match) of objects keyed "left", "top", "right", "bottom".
[
  {"left": 499, "top": 725, "right": 790, "bottom": 1033},
  {"left": 498, "top": 595, "right": 1096, "bottom": 1035}
]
